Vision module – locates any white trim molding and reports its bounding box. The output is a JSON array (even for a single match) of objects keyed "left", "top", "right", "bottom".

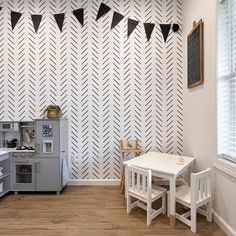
[
  {"left": 213, "top": 159, "right": 236, "bottom": 179},
  {"left": 213, "top": 210, "right": 236, "bottom": 236},
  {"left": 68, "top": 179, "right": 120, "bottom": 186}
]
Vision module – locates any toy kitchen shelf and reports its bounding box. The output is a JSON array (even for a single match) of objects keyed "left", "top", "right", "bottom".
[
  {"left": 0, "top": 121, "right": 35, "bottom": 148},
  {"left": 0, "top": 153, "right": 11, "bottom": 198}
]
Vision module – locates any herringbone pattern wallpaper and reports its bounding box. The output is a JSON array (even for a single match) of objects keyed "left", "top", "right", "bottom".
[{"left": 0, "top": 0, "right": 183, "bottom": 180}]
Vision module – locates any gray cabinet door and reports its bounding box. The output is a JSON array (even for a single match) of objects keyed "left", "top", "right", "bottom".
[
  {"left": 12, "top": 159, "right": 35, "bottom": 191},
  {"left": 36, "top": 158, "right": 60, "bottom": 191},
  {"left": 35, "top": 120, "right": 60, "bottom": 158}
]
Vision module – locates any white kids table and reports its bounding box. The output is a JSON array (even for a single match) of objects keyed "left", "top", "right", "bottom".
[{"left": 124, "top": 151, "right": 195, "bottom": 226}]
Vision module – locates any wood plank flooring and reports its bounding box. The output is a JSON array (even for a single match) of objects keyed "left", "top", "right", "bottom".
[{"left": 0, "top": 186, "right": 226, "bottom": 236}]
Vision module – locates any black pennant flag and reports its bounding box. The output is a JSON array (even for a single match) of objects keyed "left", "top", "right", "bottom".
[
  {"left": 172, "top": 23, "right": 180, "bottom": 32},
  {"left": 31, "top": 14, "right": 42, "bottom": 33},
  {"left": 128, "top": 18, "right": 139, "bottom": 37},
  {"left": 11, "top": 11, "right": 22, "bottom": 30},
  {"left": 160, "top": 24, "right": 171, "bottom": 42},
  {"left": 73, "top": 8, "right": 84, "bottom": 26},
  {"left": 54, "top": 13, "right": 65, "bottom": 32},
  {"left": 144, "top": 23, "right": 155, "bottom": 41},
  {"left": 96, "top": 3, "right": 111, "bottom": 21},
  {"left": 111, "top": 11, "right": 124, "bottom": 29}
]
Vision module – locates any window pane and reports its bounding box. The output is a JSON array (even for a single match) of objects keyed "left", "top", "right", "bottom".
[{"left": 218, "top": 0, "right": 236, "bottom": 161}]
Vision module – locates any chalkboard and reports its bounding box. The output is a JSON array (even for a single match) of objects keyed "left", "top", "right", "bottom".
[{"left": 187, "top": 19, "right": 204, "bottom": 88}]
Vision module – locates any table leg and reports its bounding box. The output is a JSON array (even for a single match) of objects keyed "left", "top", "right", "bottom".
[
  {"left": 169, "top": 177, "right": 176, "bottom": 226},
  {"left": 120, "top": 152, "right": 125, "bottom": 185},
  {"left": 120, "top": 152, "right": 125, "bottom": 193},
  {"left": 187, "top": 162, "right": 194, "bottom": 186},
  {"left": 125, "top": 165, "right": 128, "bottom": 198}
]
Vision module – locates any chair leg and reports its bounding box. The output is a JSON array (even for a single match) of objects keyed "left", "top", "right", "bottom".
[
  {"left": 206, "top": 201, "right": 212, "bottom": 222},
  {"left": 162, "top": 194, "right": 166, "bottom": 215},
  {"left": 127, "top": 195, "right": 131, "bottom": 214},
  {"left": 147, "top": 201, "right": 152, "bottom": 225},
  {"left": 120, "top": 168, "right": 125, "bottom": 194},
  {"left": 167, "top": 192, "right": 170, "bottom": 217},
  {"left": 190, "top": 207, "right": 197, "bottom": 233}
]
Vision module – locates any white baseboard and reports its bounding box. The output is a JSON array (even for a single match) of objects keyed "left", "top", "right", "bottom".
[
  {"left": 68, "top": 179, "right": 120, "bottom": 186},
  {"left": 213, "top": 210, "right": 236, "bottom": 236},
  {"left": 68, "top": 178, "right": 184, "bottom": 186}
]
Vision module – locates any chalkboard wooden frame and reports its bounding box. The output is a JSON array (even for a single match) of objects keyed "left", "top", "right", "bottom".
[{"left": 187, "top": 19, "right": 204, "bottom": 88}]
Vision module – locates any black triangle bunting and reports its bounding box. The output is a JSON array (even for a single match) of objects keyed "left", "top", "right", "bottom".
[
  {"left": 11, "top": 11, "right": 22, "bottom": 30},
  {"left": 73, "top": 8, "right": 84, "bottom": 26},
  {"left": 160, "top": 24, "right": 171, "bottom": 42},
  {"left": 144, "top": 23, "right": 155, "bottom": 41},
  {"left": 5, "top": 5, "right": 179, "bottom": 41},
  {"left": 31, "top": 14, "right": 42, "bottom": 33},
  {"left": 111, "top": 11, "right": 124, "bottom": 29},
  {"left": 96, "top": 3, "right": 111, "bottom": 21},
  {"left": 54, "top": 13, "right": 65, "bottom": 32},
  {"left": 128, "top": 18, "right": 139, "bottom": 37}
]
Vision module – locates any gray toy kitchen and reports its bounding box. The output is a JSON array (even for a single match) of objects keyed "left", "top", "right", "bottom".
[{"left": 0, "top": 119, "right": 69, "bottom": 198}]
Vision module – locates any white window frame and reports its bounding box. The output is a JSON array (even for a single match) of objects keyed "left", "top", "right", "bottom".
[{"left": 216, "top": 0, "right": 236, "bottom": 177}]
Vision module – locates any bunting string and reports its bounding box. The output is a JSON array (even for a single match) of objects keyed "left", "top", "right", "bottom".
[
  {"left": 95, "top": 2, "right": 180, "bottom": 41},
  {"left": 5, "top": 7, "right": 84, "bottom": 33},
  {"left": 0, "top": 2, "right": 180, "bottom": 42}
]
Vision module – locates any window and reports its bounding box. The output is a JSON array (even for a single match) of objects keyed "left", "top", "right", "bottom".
[{"left": 218, "top": 0, "right": 236, "bottom": 162}]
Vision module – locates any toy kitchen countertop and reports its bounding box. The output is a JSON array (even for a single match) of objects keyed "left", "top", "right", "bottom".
[
  {"left": 0, "top": 150, "right": 8, "bottom": 161},
  {"left": 0, "top": 147, "right": 35, "bottom": 154},
  {"left": 0, "top": 150, "right": 8, "bottom": 155}
]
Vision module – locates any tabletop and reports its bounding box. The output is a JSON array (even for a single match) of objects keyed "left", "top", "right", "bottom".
[{"left": 123, "top": 151, "right": 194, "bottom": 176}]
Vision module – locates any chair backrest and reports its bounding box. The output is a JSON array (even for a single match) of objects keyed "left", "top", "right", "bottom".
[
  {"left": 120, "top": 139, "right": 138, "bottom": 150},
  {"left": 191, "top": 168, "right": 212, "bottom": 204},
  {"left": 127, "top": 165, "right": 152, "bottom": 197}
]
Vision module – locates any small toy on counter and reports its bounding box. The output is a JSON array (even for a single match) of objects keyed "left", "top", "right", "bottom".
[{"left": 176, "top": 157, "right": 185, "bottom": 165}]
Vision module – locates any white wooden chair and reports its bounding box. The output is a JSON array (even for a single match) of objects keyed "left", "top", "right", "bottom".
[
  {"left": 127, "top": 165, "right": 167, "bottom": 225},
  {"left": 120, "top": 139, "right": 142, "bottom": 193},
  {"left": 167, "top": 168, "right": 212, "bottom": 232}
]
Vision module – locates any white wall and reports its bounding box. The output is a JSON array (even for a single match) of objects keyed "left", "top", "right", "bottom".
[
  {"left": 214, "top": 168, "right": 236, "bottom": 235},
  {"left": 0, "top": 0, "right": 184, "bottom": 182},
  {"left": 182, "top": 0, "right": 236, "bottom": 235},
  {"left": 182, "top": 0, "right": 217, "bottom": 171}
]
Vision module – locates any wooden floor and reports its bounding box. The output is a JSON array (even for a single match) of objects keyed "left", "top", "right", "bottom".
[{"left": 0, "top": 186, "right": 226, "bottom": 236}]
